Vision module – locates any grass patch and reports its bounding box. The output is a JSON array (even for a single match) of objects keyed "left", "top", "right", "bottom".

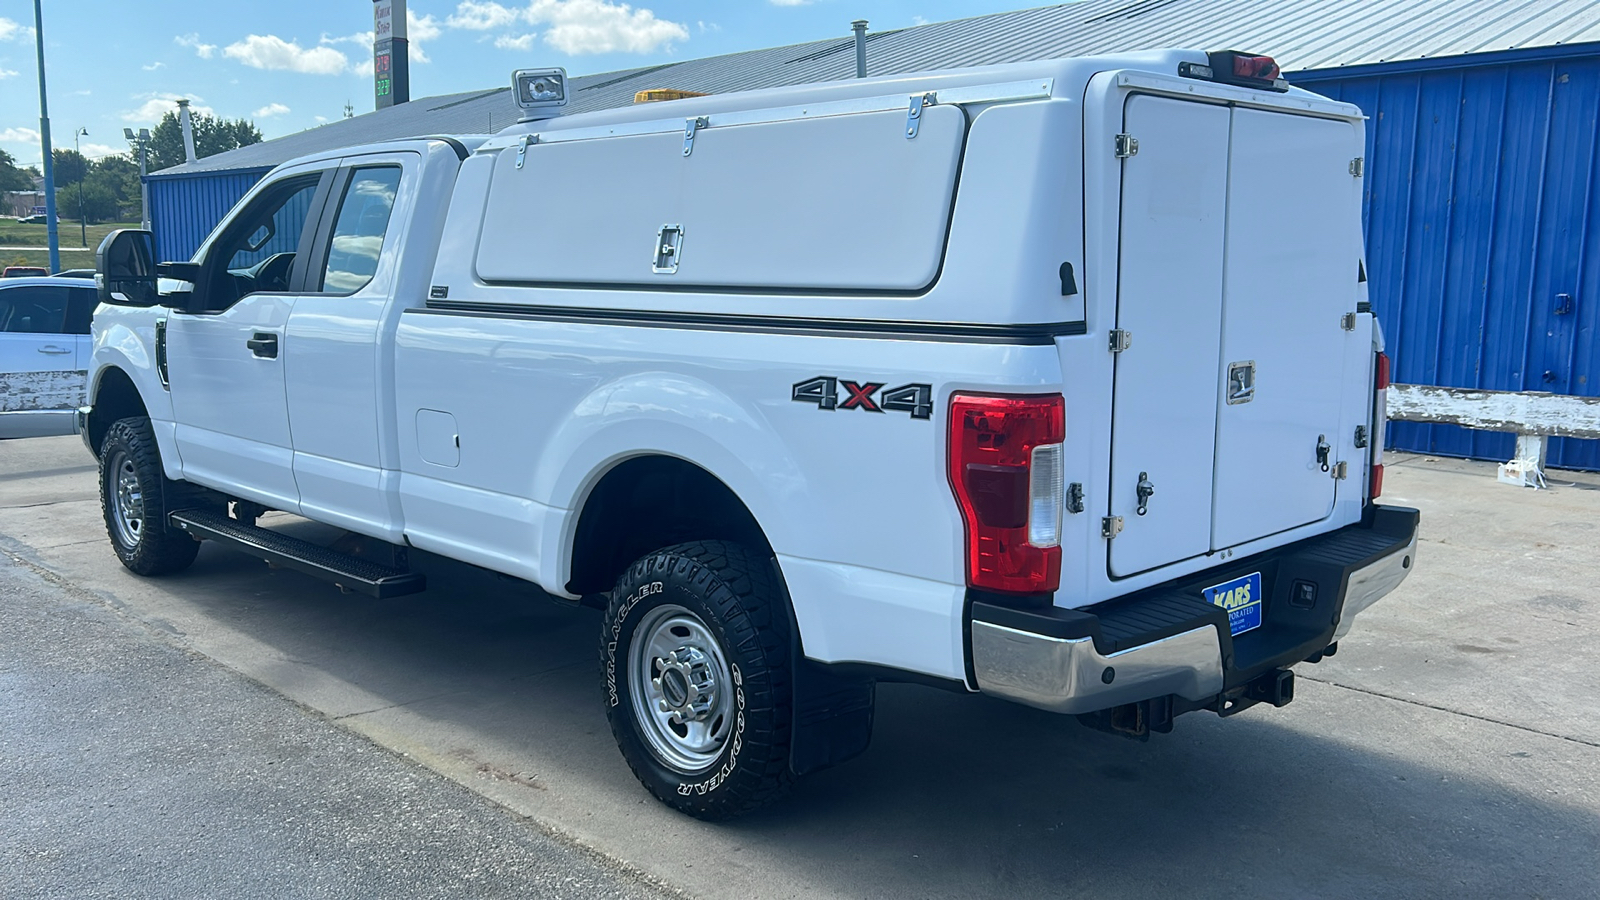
[{"left": 1, "top": 222, "right": 139, "bottom": 272}]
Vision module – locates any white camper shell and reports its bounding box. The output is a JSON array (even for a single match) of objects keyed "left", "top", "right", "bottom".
[{"left": 82, "top": 49, "right": 1418, "bottom": 819}]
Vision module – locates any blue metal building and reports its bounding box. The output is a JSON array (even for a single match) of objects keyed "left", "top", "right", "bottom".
[{"left": 144, "top": 0, "right": 1600, "bottom": 467}]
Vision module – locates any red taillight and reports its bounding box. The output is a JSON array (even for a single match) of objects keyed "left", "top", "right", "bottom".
[
  {"left": 1369, "top": 464, "right": 1385, "bottom": 499},
  {"left": 1374, "top": 351, "right": 1391, "bottom": 391},
  {"left": 1232, "top": 54, "right": 1281, "bottom": 81},
  {"left": 948, "top": 393, "right": 1065, "bottom": 594}
]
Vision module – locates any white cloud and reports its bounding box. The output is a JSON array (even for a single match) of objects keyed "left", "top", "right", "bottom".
[
  {"left": 225, "top": 34, "right": 349, "bottom": 74},
  {"left": 0, "top": 67, "right": 19, "bottom": 79},
  {"left": 73, "top": 89, "right": 91, "bottom": 95},
  {"left": 0, "top": 126, "right": 41, "bottom": 143},
  {"left": 769, "top": 0, "right": 810, "bottom": 6},
  {"left": 78, "top": 142, "right": 122, "bottom": 160},
  {"left": 142, "top": 61, "right": 165, "bottom": 71},
  {"left": 494, "top": 32, "right": 537, "bottom": 51},
  {"left": 0, "top": 16, "right": 33, "bottom": 42},
  {"left": 314, "top": 115, "right": 329, "bottom": 123},
  {"left": 697, "top": 21, "right": 721, "bottom": 34},
  {"left": 448, "top": 1, "right": 521, "bottom": 30},
  {"left": 525, "top": 0, "right": 688, "bottom": 55},
  {"left": 175, "top": 33, "right": 217, "bottom": 58},
  {"left": 408, "top": 11, "right": 443, "bottom": 42},
  {"left": 122, "top": 93, "right": 214, "bottom": 124},
  {"left": 253, "top": 102, "right": 291, "bottom": 118}
]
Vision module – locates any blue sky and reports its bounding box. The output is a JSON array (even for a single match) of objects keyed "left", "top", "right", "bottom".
[{"left": 0, "top": 1, "right": 1053, "bottom": 168}]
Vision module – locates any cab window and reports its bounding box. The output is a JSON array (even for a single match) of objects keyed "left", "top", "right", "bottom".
[
  {"left": 200, "top": 173, "right": 324, "bottom": 311},
  {"left": 319, "top": 166, "right": 402, "bottom": 295}
]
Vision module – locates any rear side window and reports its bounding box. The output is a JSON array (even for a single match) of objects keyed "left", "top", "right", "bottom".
[
  {"left": 320, "top": 166, "right": 402, "bottom": 294},
  {"left": 0, "top": 285, "right": 69, "bottom": 334},
  {"left": 64, "top": 287, "right": 97, "bottom": 334}
]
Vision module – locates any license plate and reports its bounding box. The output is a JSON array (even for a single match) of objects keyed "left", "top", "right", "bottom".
[{"left": 1204, "top": 572, "right": 1263, "bottom": 636}]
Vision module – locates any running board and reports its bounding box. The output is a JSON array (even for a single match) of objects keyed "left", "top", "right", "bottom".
[{"left": 169, "top": 508, "right": 426, "bottom": 599}]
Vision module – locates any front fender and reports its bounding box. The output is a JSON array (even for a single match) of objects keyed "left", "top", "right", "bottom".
[
  {"left": 533, "top": 371, "right": 807, "bottom": 589},
  {"left": 89, "top": 306, "right": 178, "bottom": 473}
]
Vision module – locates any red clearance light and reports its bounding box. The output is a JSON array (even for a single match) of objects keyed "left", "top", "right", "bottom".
[
  {"left": 948, "top": 393, "right": 1065, "bottom": 595},
  {"left": 1370, "top": 464, "right": 1385, "bottom": 500},
  {"left": 1232, "top": 54, "right": 1281, "bottom": 81}
]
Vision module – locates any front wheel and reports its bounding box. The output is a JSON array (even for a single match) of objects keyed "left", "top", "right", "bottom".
[
  {"left": 601, "top": 540, "right": 793, "bottom": 819},
  {"left": 99, "top": 417, "right": 200, "bottom": 576}
]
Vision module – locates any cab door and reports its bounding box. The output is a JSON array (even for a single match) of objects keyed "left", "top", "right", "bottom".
[
  {"left": 283, "top": 154, "right": 412, "bottom": 541},
  {"left": 165, "top": 166, "right": 333, "bottom": 509}
]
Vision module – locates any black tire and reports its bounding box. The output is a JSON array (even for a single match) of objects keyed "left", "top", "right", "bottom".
[
  {"left": 601, "top": 540, "right": 793, "bottom": 820},
  {"left": 99, "top": 417, "right": 201, "bottom": 576}
]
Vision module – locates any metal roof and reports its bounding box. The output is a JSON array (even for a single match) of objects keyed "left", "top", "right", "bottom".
[{"left": 150, "top": 0, "right": 1600, "bottom": 179}]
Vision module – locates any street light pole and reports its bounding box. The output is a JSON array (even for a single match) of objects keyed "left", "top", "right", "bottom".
[
  {"left": 74, "top": 126, "right": 87, "bottom": 247},
  {"left": 124, "top": 127, "right": 150, "bottom": 230},
  {"left": 32, "top": 0, "right": 59, "bottom": 273}
]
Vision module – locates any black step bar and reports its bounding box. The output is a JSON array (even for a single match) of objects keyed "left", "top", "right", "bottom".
[{"left": 169, "top": 508, "right": 426, "bottom": 599}]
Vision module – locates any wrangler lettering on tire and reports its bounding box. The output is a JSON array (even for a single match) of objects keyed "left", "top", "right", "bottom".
[{"left": 600, "top": 540, "right": 793, "bottom": 819}]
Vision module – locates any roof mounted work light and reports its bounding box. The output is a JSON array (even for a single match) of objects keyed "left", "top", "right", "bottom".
[
  {"left": 512, "top": 67, "right": 569, "bottom": 120},
  {"left": 1178, "top": 50, "right": 1289, "bottom": 92}
]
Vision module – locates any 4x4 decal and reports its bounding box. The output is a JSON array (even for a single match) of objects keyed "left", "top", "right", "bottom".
[{"left": 792, "top": 377, "right": 933, "bottom": 420}]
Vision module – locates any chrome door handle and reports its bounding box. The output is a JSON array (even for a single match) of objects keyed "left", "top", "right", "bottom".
[{"left": 37, "top": 345, "right": 73, "bottom": 355}]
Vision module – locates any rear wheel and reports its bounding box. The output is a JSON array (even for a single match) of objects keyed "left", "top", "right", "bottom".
[
  {"left": 601, "top": 540, "right": 793, "bottom": 819},
  {"left": 99, "top": 417, "right": 201, "bottom": 576}
]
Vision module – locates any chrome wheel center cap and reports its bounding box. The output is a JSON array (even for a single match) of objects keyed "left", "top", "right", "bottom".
[{"left": 652, "top": 646, "right": 717, "bottom": 724}]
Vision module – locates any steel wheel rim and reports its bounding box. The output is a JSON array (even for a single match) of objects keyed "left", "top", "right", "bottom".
[
  {"left": 107, "top": 449, "right": 145, "bottom": 549},
  {"left": 627, "top": 603, "right": 735, "bottom": 774}
]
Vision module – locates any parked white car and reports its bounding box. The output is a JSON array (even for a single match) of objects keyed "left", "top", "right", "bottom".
[
  {"left": 0, "top": 276, "right": 96, "bottom": 439},
  {"left": 80, "top": 49, "right": 1418, "bottom": 818}
]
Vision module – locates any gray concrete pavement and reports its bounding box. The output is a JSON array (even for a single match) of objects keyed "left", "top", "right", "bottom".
[
  {"left": 0, "top": 536, "right": 672, "bottom": 900},
  {"left": 1, "top": 435, "right": 1597, "bottom": 899}
]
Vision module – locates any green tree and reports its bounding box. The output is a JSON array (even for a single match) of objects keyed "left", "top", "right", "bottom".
[
  {"left": 0, "top": 149, "right": 35, "bottom": 192},
  {"left": 58, "top": 180, "right": 119, "bottom": 224},
  {"left": 148, "top": 110, "right": 264, "bottom": 171},
  {"left": 51, "top": 148, "right": 89, "bottom": 186}
]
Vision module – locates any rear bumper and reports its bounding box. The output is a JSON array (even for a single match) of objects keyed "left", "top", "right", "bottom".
[{"left": 970, "top": 505, "right": 1419, "bottom": 715}]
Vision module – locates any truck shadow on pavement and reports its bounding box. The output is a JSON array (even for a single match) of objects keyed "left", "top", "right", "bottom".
[{"left": 155, "top": 522, "right": 1598, "bottom": 900}]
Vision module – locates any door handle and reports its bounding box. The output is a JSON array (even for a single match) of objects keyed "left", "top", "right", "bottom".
[
  {"left": 247, "top": 332, "right": 279, "bottom": 359},
  {"left": 36, "top": 345, "right": 73, "bottom": 355}
]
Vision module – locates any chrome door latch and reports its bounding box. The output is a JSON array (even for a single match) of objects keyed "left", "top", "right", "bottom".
[
  {"left": 653, "top": 224, "right": 685, "bottom": 274},
  {"left": 1316, "top": 434, "right": 1332, "bottom": 472},
  {"left": 1135, "top": 471, "right": 1155, "bottom": 516}
]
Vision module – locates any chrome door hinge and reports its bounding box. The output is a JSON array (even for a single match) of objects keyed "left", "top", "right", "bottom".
[
  {"left": 514, "top": 133, "right": 538, "bottom": 169},
  {"left": 906, "top": 93, "right": 935, "bottom": 139},
  {"left": 682, "top": 116, "right": 707, "bottom": 157},
  {"left": 1109, "top": 329, "right": 1133, "bottom": 352},
  {"left": 1341, "top": 311, "right": 1357, "bottom": 331},
  {"left": 1102, "top": 516, "right": 1124, "bottom": 539},
  {"left": 1114, "top": 134, "right": 1139, "bottom": 158},
  {"left": 1349, "top": 157, "right": 1365, "bottom": 177},
  {"left": 1333, "top": 461, "right": 1349, "bottom": 480}
]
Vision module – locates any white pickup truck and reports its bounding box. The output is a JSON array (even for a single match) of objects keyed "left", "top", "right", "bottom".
[{"left": 84, "top": 49, "right": 1418, "bottom": 819}]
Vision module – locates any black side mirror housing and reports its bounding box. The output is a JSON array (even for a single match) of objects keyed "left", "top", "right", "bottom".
[{"left": 96, "top": 229, "right": 158, "bottom": 307}]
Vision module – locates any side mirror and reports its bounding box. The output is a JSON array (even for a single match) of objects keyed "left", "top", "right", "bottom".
[{"left": 96, "top": 229, "right": 158, "bottom": 307}]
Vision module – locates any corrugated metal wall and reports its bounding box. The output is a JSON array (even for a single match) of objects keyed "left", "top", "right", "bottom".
[
  {"left": 1295, "top": 52, "right": 1600, "bottom": 470},
  {"left": 145, "top": 168, "right": 269, "bottom": 263}
]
